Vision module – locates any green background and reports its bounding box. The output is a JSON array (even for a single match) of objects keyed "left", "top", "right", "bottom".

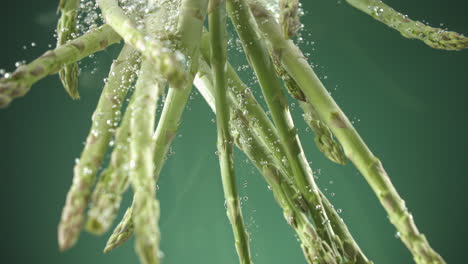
[{"left": 1, "top": 0, "right": 467, "bottom": 263}]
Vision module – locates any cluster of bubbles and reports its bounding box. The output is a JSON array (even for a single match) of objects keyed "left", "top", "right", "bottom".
[{"left": 76, "top": 0, "right": 102, "bottom": 34}]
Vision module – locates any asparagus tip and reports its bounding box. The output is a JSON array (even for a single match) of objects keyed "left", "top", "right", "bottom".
[{"left": 57, "top": 229, "right": 77, "bottom": 251}]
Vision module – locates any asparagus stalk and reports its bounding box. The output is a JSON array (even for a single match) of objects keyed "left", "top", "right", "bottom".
[
  {"left": 97, "top": 0, "right": 187, "bottom": 89},
  {"left": 85, "top": 48, "right": 140, "bottom": 235},
  {"left": 127, "top": 1, "right": 177, "bottom": 261},
  {"left": 58, "top": 44, "right": 138, "bottom": 251},
  {"left": 0, "top": 25, "right": 121, "bottom": 108},
  {"left": 129, "top": 58, "right": 164, "bottom": 264},
  {"left": 209, "top": 1, "right": 253, "bottom": 263},
  {"left": 227, "top": 0, "right": 339, "bottom": 254},
  {"left": 250, "top": 2, "right": 445, "bottom": 263},
  {"left": 56, "top": 0, "right": 80, "bottom": 99},
  {"left": 279, "top": 0, "right": 301, "bottom": 38},
  {"left": 104, "top": 206, "right": 134, "bottom": 253},
  {"left": 196, "top": 59, "right": 371, "bottom": 263},
  {"left": 346, "top": 0, "right": 468, "bottom": 51}
]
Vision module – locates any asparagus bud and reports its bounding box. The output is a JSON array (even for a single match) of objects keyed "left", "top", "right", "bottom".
[
  {"left": 128, "top": 55, "right": 165, "bottom": 264},
  {"left": 210, "top": 0, "right": 253, "bottom": 262},
  {"left": 104, "top": 207, "right": 135, "bottom": 253},
  {"left": 301, "top": 102, "right": 346, "bottom": 165}
]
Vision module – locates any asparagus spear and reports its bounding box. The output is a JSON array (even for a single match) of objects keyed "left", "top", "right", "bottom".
[
  {"left": 129, "top": 58, "right": 164, "bottom": 264},
  {"left": 103, "top": 206, "right": 135, "bottom": 253},
  {"left": 250, "top": 2, "right": 445, "bottom": 263},
  {"left": 97, "top": 0, "right": 188, "bottom": 89},
  {"left": 127, "top": 1, "right": 177, "bottom": 262},
  {"left": 346, "top": 0, "right": 468, "bottom": 51},
  {"left": 58, "top": 44, "right": 138, "bottom": 251},
  {"left": 56, "top": 0, "right": 80, "bottom": 99},
  {"left": 209, "top": 1, "right": 253, "bottom": 262},
  {"left": 227, "top": 0, "right": 339, "bottom": 255},
  {"left": 85, "top": 48, "right": 140, "bottom": 235},
  {"left": 0, "top": 25, "right": 121, "bottom": 108}
]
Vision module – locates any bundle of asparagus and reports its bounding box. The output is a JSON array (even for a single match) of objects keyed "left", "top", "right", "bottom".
[{"left": 1, "top": 0, "right": 466, "bottom": 263}]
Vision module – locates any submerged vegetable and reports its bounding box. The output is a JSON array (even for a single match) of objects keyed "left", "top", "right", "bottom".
[{"left": 2, "top": 0, "right": 464, "bottom": 264}]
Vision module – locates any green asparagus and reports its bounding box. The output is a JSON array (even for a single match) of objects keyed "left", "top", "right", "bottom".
[
  {"left": 0, "top": 1, "right": 461, "bottom": 263},
  {"left": 346, "top": 0, "right": 468, "bottom": 50},
  {"left": 104, "top": 206, "right": 135, "bottom": 253},
  {"left": 56, "top": 0, "right": 80, "bottom": 99},
  {"left": 301, "top": 101, "right": 346, "bottom": 165},
  {"left": 0, "top": 25, "right": 121, "bottom": 108},
  {"left": 209, "top": 0, "right": 253, "bottom": 262}
]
